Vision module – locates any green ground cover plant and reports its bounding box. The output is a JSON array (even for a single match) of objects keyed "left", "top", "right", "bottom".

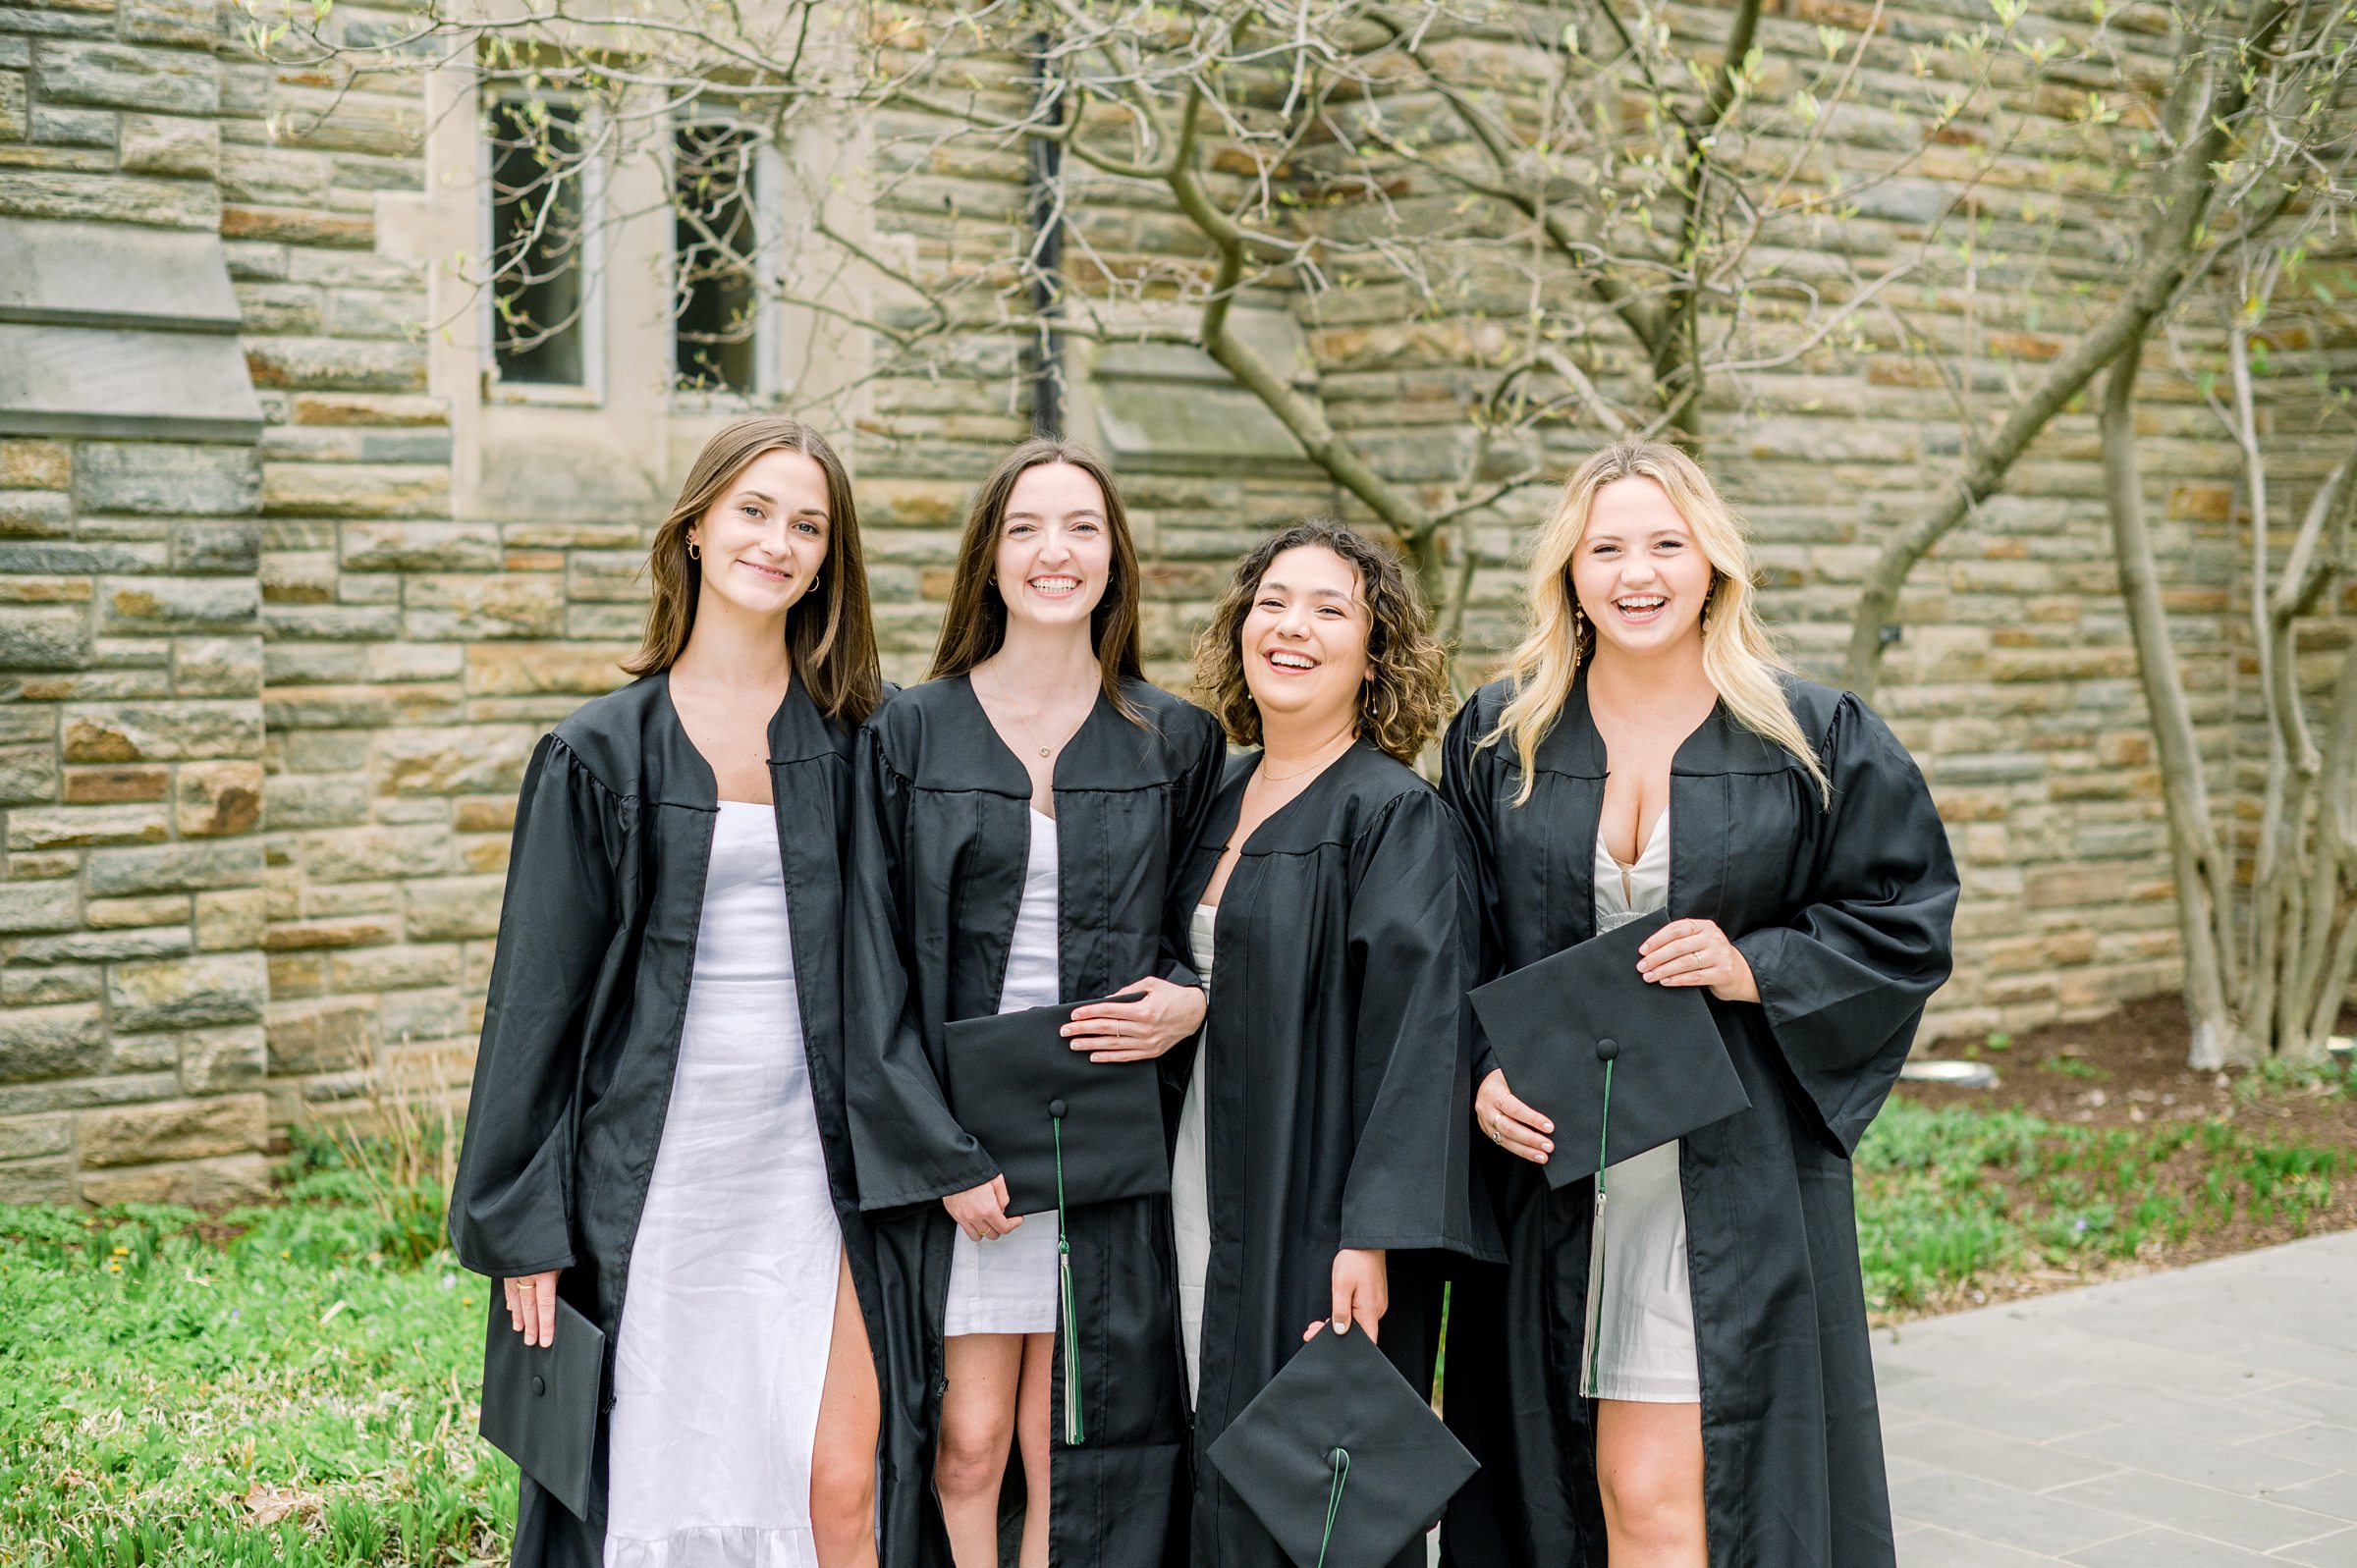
[{"left": 0, "top": 1089, "right": 2345, "bottom": 1561}]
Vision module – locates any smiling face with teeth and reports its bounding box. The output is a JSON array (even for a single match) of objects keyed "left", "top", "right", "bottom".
[
  {"left": 685, "top": 448, "right": 832, "bottom": 626},
  {"left": 1239, "top": 544, "right": 1374, "bottom": 737},
  {"left": 1571, "top": 475, "right": 1716, "bottom": 662},
  {"left": 993, "top": 460, "right": 1115, "bottom": 636}
]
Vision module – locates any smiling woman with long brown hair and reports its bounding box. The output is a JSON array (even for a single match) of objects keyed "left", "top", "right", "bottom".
[
  {"left": 844, "top": 438, "right": 1225, "bottom": 1568},
  {"left": 450, "top": 416, "right": 892, "bottom": 1568}
]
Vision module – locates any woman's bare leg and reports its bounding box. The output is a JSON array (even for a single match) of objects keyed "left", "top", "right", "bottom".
[
  {"left": 936, "top": 1332, "right": 1024, "bottom": 1568},
  {"left": 811, "top": 1250, "right": 880, "bottom": 1568},
  {"left": 1013, "top": 1331, "right": 1055, "bottom": 1568},
  {"left": 1594, "top": 1399, "right": 1707, "bottom": 1568}
]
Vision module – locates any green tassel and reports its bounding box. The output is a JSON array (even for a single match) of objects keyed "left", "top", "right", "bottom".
[
  {"left": 1054, "top": 1112, "right": 1084, "bottom": 1446},
  {"left": 1315, "top": 1447, "right": 1350, "bottom": 1568},
  {"left": 1582, "top": 1058, "right": 1614, "bottom": 1400}
]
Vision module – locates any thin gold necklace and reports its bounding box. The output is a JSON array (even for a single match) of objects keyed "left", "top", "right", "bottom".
[
  {"left": 980, "top": 671, "right": 1070, "bottom": 759},
  {"left": 1258, "top": 732, "right": 1352, "bottom": 784}
]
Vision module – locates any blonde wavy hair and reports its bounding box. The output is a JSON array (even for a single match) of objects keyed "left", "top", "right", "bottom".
[
  {"left": 1485, "top": 440, "right": 1831, "bottom": 806},
  {"left": 1193, "top": 520, "right": 1451, "bottom": 765}
]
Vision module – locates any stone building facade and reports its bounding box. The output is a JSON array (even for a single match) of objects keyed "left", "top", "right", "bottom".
[{"left": 0, "top": 0, "right": 2348, "bottom": 1204}]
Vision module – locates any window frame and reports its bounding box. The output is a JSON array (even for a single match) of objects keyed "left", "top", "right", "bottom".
[
  {"left": 665, "top": 104, "right": 784, "bottom": 409},
  {"left": 477, "top": 85, "right": 607, "bottom": 406}
]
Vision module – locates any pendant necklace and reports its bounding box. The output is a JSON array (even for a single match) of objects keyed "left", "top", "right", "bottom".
[{"left": 981, "top": 671, "right": 1067, "bottom": 759}]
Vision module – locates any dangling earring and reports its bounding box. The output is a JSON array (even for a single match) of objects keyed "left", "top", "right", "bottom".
[
  {"left": 686, "top": 537, "right": 701, "bottom": 562},
  {"left": 1699, "top": 594, "right": 1711, "bottom": 632},
  {"left": 1572, "top": 602, "right": 1587, "bottom": 643}
]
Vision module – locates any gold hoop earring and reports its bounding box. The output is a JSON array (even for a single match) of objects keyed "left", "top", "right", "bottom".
[{"left": 686, "top": 539, "right": 701, "bottom": 562}]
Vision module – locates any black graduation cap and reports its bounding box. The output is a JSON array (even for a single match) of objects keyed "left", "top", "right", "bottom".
[
  {"left": 943, "top": 992, "right": 1172, "bottom": 1448},
  {"left": 1465, "top": 908, "right": 1750, "bottom": 1195},
  {"left": 1208, "top": 1324, "right": 1478, "bottom": 1568},
  {"left": 479, "top": 1292, "right": 606, "bottom": 1521},
  {"left": 941, "top": 993, "right": 1171, "bottom": 1219}
]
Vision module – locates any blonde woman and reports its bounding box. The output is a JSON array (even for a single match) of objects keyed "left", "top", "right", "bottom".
[{"left": 1437, "top": 442, "right": 1958, "bottom": 1568}]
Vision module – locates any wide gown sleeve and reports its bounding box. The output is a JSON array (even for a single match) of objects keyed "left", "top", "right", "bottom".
[
  {"left": 1157, "top": 711, "right": 1229, "bottom": 991},
  {"left": 448, "top": 733, "right": 621, "bottom": 1279},
  {"left": 1338, "top": 787, "right": 1486, "bottom": 1256},
  {"left": 843, "top": 727, "right": 1002, "bottom": 1210},
  {"left": 1439, "top": 696, "right": 1507, "bottom": 1086},
  {"left": 1733, "top": 693, "right": 1960, "bottom": 1156}
]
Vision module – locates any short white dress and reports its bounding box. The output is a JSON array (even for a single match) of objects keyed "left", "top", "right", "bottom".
[
  {"left": 1172, "top": 902, "right": 1219, "bottom": 1403},
  {"left": 944, "top": 806, "right": 1064, "bottom": 1337},
  {"left": 605, "top": 801, "right": 842, "bottom": 1568},
  {"left": 1580, "top": 808, "right": 1702, "bottom": 1404}
]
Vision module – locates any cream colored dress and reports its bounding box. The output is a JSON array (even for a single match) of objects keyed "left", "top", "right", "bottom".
[
  {"left": 1172, "top": 902, "right": 1218, "bottom": 1403},
  {"left": 1579, "top": 809, "right": 1702, "bottom": 1404}
]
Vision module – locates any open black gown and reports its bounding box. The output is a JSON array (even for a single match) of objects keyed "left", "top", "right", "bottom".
[
  {"left": 1437, "top": 673, "right": 1959, "bottom": 1568},
  {"left": 844, "top": 674, "right": 1226, "bottom": 1568},
  {"left": 1171, "top": 741, "right": 1502, "bottom": 1568},
  {"left": 447, "top": 672, "right": 896, "bottom": 1568}
]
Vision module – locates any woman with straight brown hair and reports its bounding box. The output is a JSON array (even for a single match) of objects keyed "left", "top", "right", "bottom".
[
  {"left": 845, "top": 437, "right": 1225, "bottom": 1568},
  {"left": 452, "top": 416, "right": 894, "bottom": 1568}
]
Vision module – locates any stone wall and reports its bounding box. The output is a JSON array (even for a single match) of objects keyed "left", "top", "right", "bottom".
[{"left": 1, "top": 0, "right": 2349, "bottom": 1203}]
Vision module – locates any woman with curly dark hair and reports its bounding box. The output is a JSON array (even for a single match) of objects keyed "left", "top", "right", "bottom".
[{"left": 1171, "top": 520, "right": 1501, "bottom": 1568}]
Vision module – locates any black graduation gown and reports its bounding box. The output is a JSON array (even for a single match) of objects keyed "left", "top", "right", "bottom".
[
  {"left": 1169, "top": 742, "right": 1504, "bottom": 1568},
  {"left": 844, "top": 673, "right": 1227, "bottom": 1568},
  {"left": 1435, "top": 673, "right": 1959, "bottom": 1568},
  {"left": 447, "top": 672, "right": 896, "bottom": 1568}
]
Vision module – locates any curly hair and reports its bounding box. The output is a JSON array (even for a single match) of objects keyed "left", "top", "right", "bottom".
[{"left": 1191, "top": 520, "right": 1451, "bottom": 765}]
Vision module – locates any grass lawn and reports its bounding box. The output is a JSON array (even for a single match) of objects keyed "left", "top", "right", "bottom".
[{"left": 0, "top": 1060, "right": 2349, "bottom": 1563}]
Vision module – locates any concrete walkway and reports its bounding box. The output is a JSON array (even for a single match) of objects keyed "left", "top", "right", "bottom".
[{"left": 1877, "top": 1229, "right": 2357, "bottom": 1566}]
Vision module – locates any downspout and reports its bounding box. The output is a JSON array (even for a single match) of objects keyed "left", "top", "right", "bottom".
[{"left": 1025, "top": 32, "right": 1066, "bottom": 437}]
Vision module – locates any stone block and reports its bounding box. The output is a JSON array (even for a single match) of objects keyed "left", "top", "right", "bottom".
[
  {"left": 331, "top": 942, "right": 458, "bottom": 993},
  {"left": 75, "top": 443, "right": 259, "bottom": 517},
  {"left": 82, "top": 894, "right": 184, "bottom": 931},
  {"left": 261, "top": 772, "right": 369, "bottom": 827},
  {"left": 30, "top": 102, "right": 116, "bottom": 147},
  {"left": 64, "top": 764, "right": 166, "bottom": 802},
  {"left": 0, "top": 168, "right": 219, "bottom": 228},
  {"left": 404, "top": 875, "right": 503, "bottom": 941},
  {"left": 106, "top": 950, "right": 267, "bottom": 1032},
  {"left": 2, "top": 965, "right": 100, "bottom": 1005},
  {"left": 85, "top": 838, "right": 263, "bottom": 895},
  {"left": 402, "top": 574, "right": 565, "bottom": 640},
  {"left": 566, "top": 551, "right": 647, "bottom": 602},
  {"left": 260, "top": 461, "right": 450, "bottom": 519},
  {"left": 266, "top": 998, "right": 377, "bottom": 1075},
  {"left": 180, "top": 1024, "right": 265, "bottom": 1092},
  {"left": 15, "top": 926, "right": 191, "bottom": 962},
  {"left": 0, "top": 1159, "right": 75, "bottom": 1207},
  {"left": 121, "top": 0, "right": 216, "bottom": 48},
  {"left": 233, "top": 281, "right": 320, "bottom": 334},
  {"left": 0, "top": 489, "right": 73, "bottom": 536},
  {"left": 301, "top": 823, "right": 451, "bottom": 883},
  {"left": 63, "top": 700, "right": 263, "bottom": 762},
  {"left": 97, "top": 575, "right": 259, "bottom": 634},
  {"left": 174, "top": 635, "right": 262, "bottom": 696},
  {"left": 119, "top": 112, "right": 216, "bottom": 177},
  {"left": 0, "top": 67, "right": 24, "bottom": 141},
  {"left": 244, "top": 335, "right": 423, "bottom": 392},
  {"left": 338, "top": 520, "right": 500, "bottom": 571},
  {"left": 192, "top": 886, "right": 265, "bottom": 950},
  {"left": 375, "top": 726, "right": 535, "bottom": 796},
  {"left": 0, "top": 1002, "right": 104, "bottom": 1080},
  {"left": 6, "top": 802, "right": 169, "bottom": 847},
  {"left": 0, "top": 881, "right": 80, "bottom": 933},
  {"left": 31, "top": 41, "right": 217, "bottom": 116},
  {"left": 176, "top": 759, "right": 262, "bottom": 836},
  {"left": 327, "top": 289, "right": 423, "bottom": 340},
  {"left": 0, "top": 439, "right": 70, "bottom": 490},
  {"left": 0, "top": 603, "right": 88, "bottom": 668},
  {"left": 0, "top": 1113, "right": 69, "bottom": 1161},
  {"left": 464, "top": 641, "right": 632, "bottom": 696},
  {"left": 80, "top": 1153, "right": 272, "bottom": 1208},
  {"left": 0, "top": 741, "right": 60, "bottom": 804},
  {"left": 219, "top": 204, "right": 372, "bottom": 248},
  {"left": 218, "top": 144, "right": 323, "bottom": 204}
]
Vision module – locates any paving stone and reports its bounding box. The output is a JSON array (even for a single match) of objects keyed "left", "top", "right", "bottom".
[
  {"left": 2044, "top": 1380, "right": 2311, "bottom": 1446},
  {"left": 2264, "top": 1527, "right": 2357, "bottom": 1567},
  {"left": 2247, "top": 1427, "right": 2357, "bottom": 1476},
  {"left": 1891, "top": 1474, "right": 2140, "bottom": 1557},
  {"left": 2046, "top": 1470, "right": 2352, "bottom": 1553},
  {"left": 2055, "top": 1421, "right": 2335, "bottom": 1499},
  {"left": 2064, "top": 1527, "right": 2285, "bottom": 1566},
  {"left": 2272, "top": 1476, "right": 2357, "bottom": 1525},
  {"left": 1888, "top": 1420, "right": 2126, "bottom": 1494},
  {"left": 1884, "top": 1377, "right": 2120, "bottom": 1445},
  {"left": 1897, "top": 1526, "right": 2069, "bottom": 1567}
]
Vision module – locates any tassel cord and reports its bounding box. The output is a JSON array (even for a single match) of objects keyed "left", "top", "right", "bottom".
[
  {"left": 1314, "top": 1447, "right": 1351, "bottom": 1568},
  {"left": 1054, "top": 1112, "right": 1084, "bottom": 1446}
]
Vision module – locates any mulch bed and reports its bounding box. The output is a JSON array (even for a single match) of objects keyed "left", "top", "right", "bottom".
[{"left": 1885, "top": 996, "right": 2357, "bottom": 1316}]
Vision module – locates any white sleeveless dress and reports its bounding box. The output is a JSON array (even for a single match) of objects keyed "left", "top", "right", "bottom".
[
  {"left": 1172, "top": 902, "right": 1219, "bottom": 1403},
  {"left": 605, "top": 801, "right": 842, "bottom": 1568},
  {"left": 1580, "top": 808, "right": 1702, "bottom": 1403},
  {"left": 944, "top": 806, "right": 1064, "bottom": 1336}
]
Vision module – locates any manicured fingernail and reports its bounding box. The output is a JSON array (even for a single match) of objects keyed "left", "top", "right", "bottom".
[
  {"left": 1333, "top": 1319, "right": 1349, "bottom": 1334},
  {"left": 1542, "top": 1141, "right": 1554, "bottom": 1152}
]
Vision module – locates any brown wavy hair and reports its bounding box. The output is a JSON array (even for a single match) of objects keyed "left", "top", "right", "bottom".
[
  {"left": 626, "top": 416, "right": 883, "bottom": 727},
  {"left": 928, "top": 437, "right": 1146, "bottom": 725},
  {"left": 1191, "top": 520, "right": 1450, "bottom": 765}
]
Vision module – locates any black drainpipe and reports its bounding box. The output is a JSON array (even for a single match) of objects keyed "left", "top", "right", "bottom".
[{"left": 1025, "top": 33, "right": 1066, "bottom": 438}]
